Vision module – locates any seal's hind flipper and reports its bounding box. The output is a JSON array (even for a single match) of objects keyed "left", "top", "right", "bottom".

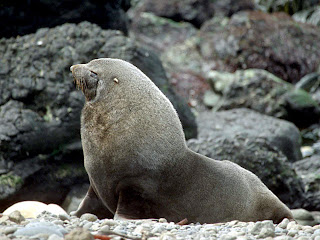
[
  {"left": 114, "top": 188, "right": 157, "bottom": 220},
  {"left": 73, "top": 185, "right": 114, "bottom": 219}
]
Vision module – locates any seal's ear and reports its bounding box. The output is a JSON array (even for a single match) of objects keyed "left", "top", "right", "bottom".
[{"left": 71, "top": 65, "right": 99, "bottom": 101}]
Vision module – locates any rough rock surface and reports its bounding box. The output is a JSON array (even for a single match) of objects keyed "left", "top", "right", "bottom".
[
  {"left": 130, "top": 0, "right": 215, "bottom": 28},
  {"left": 206, "top": 69, "right": 320, "bottom": 128},
  {"left": 187, "top": 108, "right": 306, "bottom": 208},
  {"left": 294, "top": 155, "right": 320, "bottom": 210},
  {"left": 130, "top": 0, "right": 256, "bottom": 29},
  {"left": 294, "top": 5, "right": 320, "bottom": 26},
  {"left": 0, "top": 22, "right": 196, "bottom": 211},
  {"left": 256, "top": 0, "right": 319, "bottom": 14},
  {"left": 0, "top": 0, "right": 130, "bottom": 38},
  {"left": 199, "top": 11, "right": 320, "bottom": 84},
  {"left": 129, "top": 12, "right": 197, "bottom": 54}
]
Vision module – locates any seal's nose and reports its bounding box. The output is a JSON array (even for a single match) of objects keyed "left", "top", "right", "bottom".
[{"left": 70, "top": 65, "right": 76, "bottom": 72}]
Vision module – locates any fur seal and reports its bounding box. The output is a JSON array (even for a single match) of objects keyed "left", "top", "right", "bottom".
[{"left": 70, "top": 58, "right": 293, "bottom": 223}]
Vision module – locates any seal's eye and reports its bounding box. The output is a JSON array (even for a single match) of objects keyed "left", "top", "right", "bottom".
[{"left": 90, "top": 71, "right": 98, "bottom": 79}]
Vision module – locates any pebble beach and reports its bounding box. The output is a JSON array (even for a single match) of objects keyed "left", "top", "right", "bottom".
[{"left": 1, "top": 210, "right": 320, "bottom": 240}]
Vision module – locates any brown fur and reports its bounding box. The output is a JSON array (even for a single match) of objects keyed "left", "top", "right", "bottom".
[{"left": 70, "top": 58, "right": 293, "bottom": 223}]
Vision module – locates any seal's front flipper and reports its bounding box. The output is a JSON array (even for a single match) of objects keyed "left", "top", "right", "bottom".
[
  {"left": 114, "top": 189, "right": 157, "bottom": 220},
  {"left": 73, "top": 185, "right": 114, "bottom": 219}
]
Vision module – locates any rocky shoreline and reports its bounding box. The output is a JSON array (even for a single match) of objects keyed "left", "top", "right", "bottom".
[{"left": 0, "top": 210, "right": 320, "bottom": 240}]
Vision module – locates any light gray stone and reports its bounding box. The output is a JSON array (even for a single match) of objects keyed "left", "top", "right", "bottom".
[
  {"left": 48, "top": 234, "right": 64, "bottom": 240},
  {"left": 278, "top": 218, "right": 290, "bottom": 229},
  {"left": 80, "top": 213, "right": 98, "bottom": 222},
  {"left": 8, "top": 210, "right": 25, "bottom": 224}
]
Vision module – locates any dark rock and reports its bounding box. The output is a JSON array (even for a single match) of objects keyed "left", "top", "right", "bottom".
[
  {"left": 295, "top": 72, "right": 320, "bottom": 109},
  {"left": 256, "top": 0, "right": 319, "bottom": 14},
  {"left": 129, "top": 12, "right": 197, "bottom": 54},
  {"left": 212, "top": 0, "right": 256, "bottom": 17},
  {"left": 128, "top": 12, "right": 211, "bottom": 110},
  {"left": 131, "top": 0, "right": 215, "bottom": 28},
  {"left": 294, "top": 6, "right": 320, "bottom": 26},
  {"left": 0, "top": 0, "right": 130, "bottom": 38},
  {"left": 300, "top": 124, "right": 320, "bottom": 146},
  {"left": 294, "top": 155, "right": 320, "bottom": 210},
  {"left": 169, "top": 72, "right": 211, "bottom": 110},
  {"left": 130, "top": 0, "right": 256, "bottom": 28},
  {"left": 0, "top": 22, "right": 196, "bottom": 210},
  {"left": 199, "top": 11, "right": 320, "bottom": 84},
  {"left": 187, "top": 108, "right": 306, "bottom": 208},
  {"left": 284, "top": 89, "right": 320, "bottom": 128},
  {"left": 207, "top": 69, "right": 320, "bottom": 128},
  {"left": 295, "top": 72, "right": 320, "bottom": 93}
]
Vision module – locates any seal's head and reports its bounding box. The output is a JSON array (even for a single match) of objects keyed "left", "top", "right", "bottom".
[{"left": 70, "top": 58, "right": 144, "bottom": 103}]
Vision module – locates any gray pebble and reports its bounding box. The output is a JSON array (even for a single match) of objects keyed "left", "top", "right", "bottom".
[
  {"left": 99, "top": 225, "right": 110, "bottom": 233},
  {"left": 248, "top": 220, "right": 274, "bottom": 235},
  {"left": 236, "top": 237, "right": 249, "bottom": 240},
  {"left": 277, "top": 218, "right": 290, "bottom": 229},
  {"left": 52, "top": 220, "right": 64, "bottom": 225},
  {"left": 220, "top": 234, "right": 236, "bottom": 240},
  {"left": 3, "top": 226, "right": 18, "bottom": 235},
  {"left": 0, "top": 235, "right": 11, "bottom": 240},
  {"left": 101, "top": 219, "right": 118, "bottom": 226},
  {"left": 258, "top": 227, "right": 275, "bottom": 238},
  {"left": 64, "top": 228, "right": 94, "bottom": 240},
  {"left": 287, "top": 221, "right": 302, "bottom": 230},
  {"left": 314, "top": 229, "right": 320, "bottom": 235},
  {"left": 8, "top": 210, "right": 25, "bottom": 224},
  {"left": 159, "top": 233, "right": 176, "bottom": 240},
  {"left": 297, "top": 237, "right": 310, "bottom": 240},
  {"left": 151, "top": 224, "right": 166, "bottom": 234},
  {"left": 30, "top": 233, "right": 50, "bottom": 239},
  {"left": 80, "top": 213, "right": 98, "bottom": 222},
  {"left": 91, "top": 223, "right": 100, "bottom": 231},
  {"left": 113, "top": 225, "right": 126, "bottom": 235},
  {"left": 159, "top": 218, "right": 167, "bottom": 223},
  {"left": 83, "top": 222, "right": 93, "bottom": 230},
  {"left": 274, "top": 236, "right": 294, "bottom": 240},
  {"left": 287, "top": 229, "right": 298, "bottom": 237},
  {"left": 14, "top": 222, "right": 66, "bottom": 237},
  {"left": 79, "top": 220, "right": 88, "bottom": 227},
  {"left": 58, "top": 213, "right": 70, "bottom": 221},
  {"left": 48, "top": 234, "right": 64, "bottom": 240}
]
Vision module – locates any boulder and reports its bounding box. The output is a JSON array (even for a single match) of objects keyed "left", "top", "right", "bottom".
[
  {"left": 256, "top": 0, "right": 319, "bottom": 14},
  {"left": 129, "top": 0, "right": 256, "bottom": 28},
  {"left": 0, "top": 0, "right": 130, "bottom": 38},
  {"left": 291, "top": 208, "right": 319, "bottom": 226},
  {"left": 0, "top": 22, "right": 196, "bottom": 211},
  {"left": 130, "top": 0, "right": 215, "bottom": 28},
  {"left": 129, "top": 12, "right": 197, "bottom": 54},
  {"left": 187, "top": 108, "right": 306, "bottom": 208},
  {"left": 294, "top": 6, "right": 320, "bottom": 26},
  {"left": 199, "top": 11, "right": 320, "bottom": 84},
  {"left": 294, "top": 155, "right": 320, "bottom": 210},
  {"left": 206, "top": 69, "right": 320, "bottom": 128},
  {"left": 212, "top": 0, "right": 256, "bottom": 17}
]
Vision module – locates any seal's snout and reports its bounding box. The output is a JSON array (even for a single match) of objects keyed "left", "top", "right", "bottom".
[
  {"left": 71, "top": 63, "right": 99, "bottom": 101},
  {"left": 70, "top": 65, "right": 75, "bottom": 72}
]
